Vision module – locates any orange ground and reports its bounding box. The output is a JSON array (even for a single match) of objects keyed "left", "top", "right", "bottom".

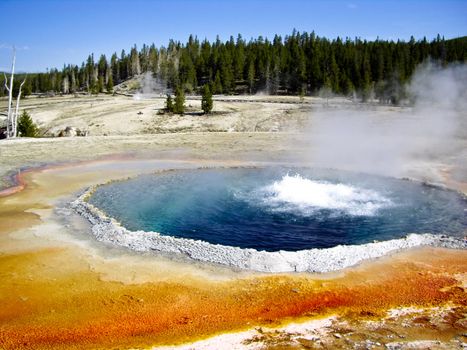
[{"left": 0, "top": 161, "right": 466, "bottom": 349}]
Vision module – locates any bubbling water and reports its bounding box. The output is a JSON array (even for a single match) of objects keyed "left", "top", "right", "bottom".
[
  {"left": 88, "top": 167, "right": 466, "bottom": 252},
  {"left": 260, "top": 174, "right": 392, "bottom": 216}
]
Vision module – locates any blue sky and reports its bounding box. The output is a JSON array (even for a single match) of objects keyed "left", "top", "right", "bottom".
[{"left": 1, "top": 0, "right": 466, "bottom": 72}]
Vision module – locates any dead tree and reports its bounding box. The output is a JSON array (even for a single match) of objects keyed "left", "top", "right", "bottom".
[
  {"left": 3, "top": 47, "right": 26, "bottom": 138},
  {"left": 13, "top": 79, "right": 26, "bottom": 137},
  {"left": 4, "top": 47, "right": 15, "bottom": 138}
]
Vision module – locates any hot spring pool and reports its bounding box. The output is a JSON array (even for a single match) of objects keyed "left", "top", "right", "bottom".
[{"left": 87, "top": 167, "right": 466, "bottom": 252}]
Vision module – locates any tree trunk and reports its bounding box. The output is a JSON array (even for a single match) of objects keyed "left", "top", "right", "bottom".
[
  {"left": 3, "top": 74, "right": 11, "bottom": 129},
  {"left": 5, "top": 48, "right": 16, "bottom": 138},
  {"left": 13, "top": 79, "right": 26, "bottom": 137}
]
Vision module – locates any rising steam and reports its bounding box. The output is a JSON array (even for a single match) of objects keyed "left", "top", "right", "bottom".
[
  {"left": 133, "top": 72, "right": 167, "bottom": 100},
  {"left": 304, "top": 62, "right": 467, "bottom": 179}
]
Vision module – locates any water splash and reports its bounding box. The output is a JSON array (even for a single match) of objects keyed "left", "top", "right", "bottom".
[
  {"left": 87, "top": 167, "right": 466, "bottom": 252},
  {"left": 261, "top": 174, "right": 392, "bottom": 216}
]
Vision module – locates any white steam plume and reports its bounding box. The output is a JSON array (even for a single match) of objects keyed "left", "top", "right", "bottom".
[
  {"left": 133, "top": 72, "right": 167, "bottom": 100},
  {"left": 303, "top": 62, "right": 467, "bottom": 179}
]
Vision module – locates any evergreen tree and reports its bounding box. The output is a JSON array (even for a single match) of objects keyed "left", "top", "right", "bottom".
[
  {"left": 173, "top": 87, "right": 185, "bottom": 114},
  {"left": 97, "top": 76, "right": 104, "bottom": 93},
  {"left": 0, "top": 75, "right": 5, "bottom": 97},
  {"left": 213, "top": 71, "right": 223, "bottom": 94},
  {"left": 70, "top": 69, "right": 77, "bottom": 92},
  {"left": 85, "top": 54, "right": 95, "bottom": 92},
  {"left": 233, "top": 34, "right": 245, "bottom": 80},
  {"left": 140, "top": 43, "right": 149, "bottom": 72},
  {"left": 16, "top": 32, "right": 467, "bottom": 104},
  {"left": 360, "top": 53, "right": 372, "bottom": 101},
  {"left": 110, "top": 53, "right": 120, "bottom": 84},
  {"left": 18, "top": 111, "right": 38, "bottom": 137},
  {"left": 130, "top": 45, "right": 141, "bottom": 76},
  {"left": 106, "top": 74, "right": 114, "bottom": 93},
  {"left": 120, "top": 49, "right": 128, "bottom": 81},
  {"left": 148, "top": 44, "right": 159, "bottom": 74},
  {"left": 247, "top": 60, "right": 255, "bottom": 94},
  {"left": 201, "top": 84, "right": 213, "bottom": 114},
  {"left": 97, "top": 54, "right": 107, "bottom": 77},
  {"left": 179, "top": 50, "right": 197, "bottom": 92},
  {"left": 219, "top": 47, "right": 234, "bottom": 93}
]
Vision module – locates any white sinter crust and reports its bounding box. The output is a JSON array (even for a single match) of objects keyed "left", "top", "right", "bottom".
[{"left": 70, "top": 187, "right": 467, "bottom": 273}]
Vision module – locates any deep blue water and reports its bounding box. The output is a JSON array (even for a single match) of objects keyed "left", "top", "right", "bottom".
[{"left": 88, "top": 167, "right": 467, "bottom": 251}]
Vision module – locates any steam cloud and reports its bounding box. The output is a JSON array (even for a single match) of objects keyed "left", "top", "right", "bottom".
[
  {"left": 303, "top": 62, "right": 467, "bottom": 179},
  {"left": 133, "top": 72, "right": 167, "bottom": 100}
]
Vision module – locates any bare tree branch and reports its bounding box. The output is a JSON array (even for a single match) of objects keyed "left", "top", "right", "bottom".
[{"left": 3, "top": 73, "right": 10, "bottom": 92}]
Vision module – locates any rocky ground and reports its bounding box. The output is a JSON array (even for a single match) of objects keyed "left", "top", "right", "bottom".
[{"left": 178, "top": 305, "right": 467, "bottom": 350}]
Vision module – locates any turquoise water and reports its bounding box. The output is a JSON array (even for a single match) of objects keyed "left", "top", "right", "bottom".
[{"left": 89, "top": 167, "right": 467, "bottom": 252}]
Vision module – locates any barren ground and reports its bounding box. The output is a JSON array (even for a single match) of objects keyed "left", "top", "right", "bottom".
[
  {"left": 0, "top": 94, "right": 466, "bottom": 350},
  {"left": 2, "top": 94, "right": 318, "bottom": 136}
]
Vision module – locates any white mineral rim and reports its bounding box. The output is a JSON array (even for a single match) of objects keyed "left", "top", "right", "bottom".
[{"left": 70, "top": 187, "right": 467, "bottom": 273}]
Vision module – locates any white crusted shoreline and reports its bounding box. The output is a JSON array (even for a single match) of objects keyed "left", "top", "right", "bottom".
[{"left": 70, "top": 187, "right": 466, "bottom": 273}]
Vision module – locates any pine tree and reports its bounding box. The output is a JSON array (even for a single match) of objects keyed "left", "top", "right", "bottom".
[
  {"left": 361, "top": 53, "right": 372, "bottom": 101},
  {"left": 97, "top": 54, "right": 107, "bottom": 78},
  {"left": 173, "top": 87, "right": 185, "bottom": 114},
  {"left": 110, "top": 53, "right": 120, "bottom": 84},
  {"left": 18, "top": 111, "right": 38, "bottom": 137},
  {"left": 130, "top": 46, "right": 141, "bottom": 76},
  {"left": 85, "top": 54, "right": 94, "bottom": 92},
  {"left": 89, "top": 80, "right": 97, "bottom": 95},
  {"left": 179, "top": 50, "right": 197, "bottom": 92},
  {"left": 247, "top": 60, "right": 255, "bottom": 94},
  {"left": 213, "top": 71, "right": 223, "bottom": 94},
  {"left": 201, "top": 84, "right": 213, "bottom": 114},
  {"left": 15, "top": 32, "right": 467, "bottom": 103},
  {"left": 97, "top": 76, "right": 104, "bottom": 93},
  {"left": 149, "top": 44, "right": 159, "bottom": 74},
  {"left": 106, "top": 74, "right": 114, "bottom": 93},
  {"left": 70, "top": 69, "right": 77, "bottom": 92},
  {"left": 234, "top": 34, "right": 245, "bottom": 80},
  {"left": 0, "top": 75, "right": 5, "bottom": 97}
]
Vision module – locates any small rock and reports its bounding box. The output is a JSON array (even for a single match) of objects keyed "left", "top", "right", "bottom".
[{"left": 57, "top": 126, "right": 77, "bottom": 137}]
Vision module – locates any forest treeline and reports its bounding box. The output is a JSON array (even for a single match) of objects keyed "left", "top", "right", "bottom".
[{"left": 1, "top": 31, "right": 466, "bottom": 103}]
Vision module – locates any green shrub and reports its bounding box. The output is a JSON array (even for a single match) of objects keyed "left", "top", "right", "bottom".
[{"left": 18, "top": 111, "right": 38, "bottom": 137}]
